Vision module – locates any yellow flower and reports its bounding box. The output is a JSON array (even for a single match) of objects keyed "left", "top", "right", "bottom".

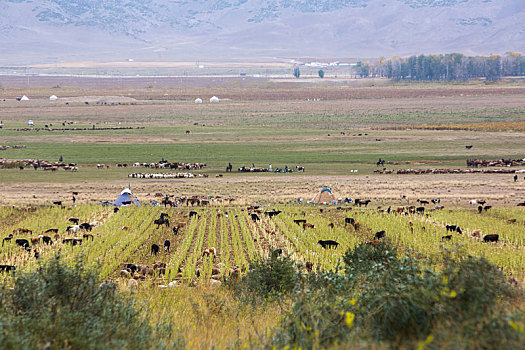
[
  {"left": 442, "top": 275, "right": 448, "bottom": 285},
  {"left": 417, "top": 334, "right": 434, "bottom": 350},
  {"left": 509, "top": 320, "right": 524, "bottom": 333},
  {"left": 350, "top": 297, "right": 358, "bottom": 306},
  {"left": 345, "top": 312, "right": 355, "bottom": 328}
]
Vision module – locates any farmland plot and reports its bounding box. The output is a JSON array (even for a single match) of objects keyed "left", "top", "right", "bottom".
[{"left": 1, "top": 205, "right": 524, "bottom": 280}]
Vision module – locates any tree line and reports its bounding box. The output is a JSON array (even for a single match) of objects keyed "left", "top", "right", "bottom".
[{"left": 356, "top": 52, "right": 525, "bottom": 81}]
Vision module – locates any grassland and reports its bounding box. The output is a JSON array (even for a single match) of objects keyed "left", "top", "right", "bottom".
[{"left": 1, "top": 78, "right": 525, "bottom": 348}]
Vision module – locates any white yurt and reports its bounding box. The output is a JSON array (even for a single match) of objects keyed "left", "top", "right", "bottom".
[
  {"left": 20, "top": 95, "right": 29, "bottom": 101},
  {"left": 49, "top": 95, "right": 58, "bottom": 101},
  {"left": 28, "top": 120, "right": 34, "bottom": 126},
  {"left": 209, "top": 96, "right": 220, "bottom": 103},
  {"left": 195, "top": 98, "right": 203, "bottom": 104}
]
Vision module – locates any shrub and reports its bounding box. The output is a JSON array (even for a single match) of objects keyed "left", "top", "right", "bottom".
[
  {"left": 229, "top": 251, "right": 299, "bottom": 304},
  {"left": 0, "top": 255, "right": 182, "bottom": 350},
  {"left": 272, "top": 268, "right": 357, "bottom": 349},
  {"left": 343, "top": 240, "right": 398, "bottom": 277},
  {"left": 442, "top": 253, "right": 515, "bottom": 320}
]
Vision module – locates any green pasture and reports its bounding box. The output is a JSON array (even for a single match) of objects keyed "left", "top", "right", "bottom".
[{"left": 1, "top": 124, "right": 525, "bottom": 181}]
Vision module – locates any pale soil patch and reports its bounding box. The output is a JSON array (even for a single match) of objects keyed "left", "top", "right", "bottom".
[{"left": 2, "top": 174, "right": 523, "bottom": 207}]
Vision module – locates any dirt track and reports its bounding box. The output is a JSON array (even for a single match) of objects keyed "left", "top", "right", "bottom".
[{"left": 2, "top": 174, "right": 523, "bottom": 207}]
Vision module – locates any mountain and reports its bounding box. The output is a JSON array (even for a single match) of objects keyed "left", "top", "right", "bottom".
[{"left": 0, "top": 0, "right": 524, "bottom": 64}]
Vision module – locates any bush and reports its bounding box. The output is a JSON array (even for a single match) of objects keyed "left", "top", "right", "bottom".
[
  {"left": 343, "top": 240, "right": 399, "bottom": 277},
  {"left": 272, "top": 269, "right": 357, "bottom": 349},
  {"left": 0, "top": 256, "right": 183, "bottom": 350},
  {"left": 229, "top": 252, "right": 299, "bottom": 304},
  {"left": 442, "top": 253, "right": 515, "bottom": 320}
]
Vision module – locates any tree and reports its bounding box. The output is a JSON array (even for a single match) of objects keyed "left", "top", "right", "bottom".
[
  {"left": 293, "top": 67, "right": 301, "bottom": 78},
  {"left": 318, "top": 69, "right": 325, "bottom": 78}
]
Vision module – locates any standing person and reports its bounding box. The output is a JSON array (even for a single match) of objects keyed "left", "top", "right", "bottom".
[
  {"left": 59, "top": 155, "right": 63, "bottom": 162},
  {"left": 72, "top": 195, "right": 76, "bottom": 204},
  {"left": 514, "top": 174, "right": 518, "bottom": 182},
  {"left": 269, "top": 164, "right": 272, "bottom": 171}
]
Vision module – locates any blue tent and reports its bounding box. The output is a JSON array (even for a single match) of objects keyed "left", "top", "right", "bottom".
[{"left": 113, "top": 188, "right": 140, "bottom": 207}]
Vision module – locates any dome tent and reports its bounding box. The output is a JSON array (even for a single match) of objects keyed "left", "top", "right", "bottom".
[
  {"left": 49, "top": 95, "right": 58, "bottom": 101},
  {"left": 195, "top": 98, "right": 203, "bottom": 104},
  {"left": 313, "top": 186, "right": 336, "bottom": 204},
  {"left": 113, "top": 187, "right": 140, "bottom": 207},
  {"left": 209, "top": 96, "right": 220, "bottom": 103},
  {"left": 20, "top": 95, "right": 29, "bottom": 101}
]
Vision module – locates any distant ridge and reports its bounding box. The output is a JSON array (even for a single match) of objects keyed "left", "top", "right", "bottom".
[{"left": 0, "top": 0, "right": 524, "bottom": 64}]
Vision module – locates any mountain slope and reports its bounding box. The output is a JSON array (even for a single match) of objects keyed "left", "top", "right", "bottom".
[{"left": 0, "top": 0, "right": 524, "bottom": 64}]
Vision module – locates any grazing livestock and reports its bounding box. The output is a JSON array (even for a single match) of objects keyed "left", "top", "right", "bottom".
[
  {"left": 120, "top": 270, "right": 130, "bottom": 278},
  {"left": 483, "top": 205, "right": 492, "bottom": 211},
  {"left": 271, "top": 248, "right": 283, "bottom": 259},
  {"left": 164, "top": 240, "right": 170, "bottom": 252},
  {"left": 345, "top": 217, "right": 355, "bottom": 225},
  {"left": 483, "top": 234, "right": 499, "bottom": 243},
  {"left": 83, "top": 233, "right": 94, "bottom": 241},
  {"left": 305, "top": 261, "right": 313, "bottom": 273},
  {"left": 189, "top": 211, "right": 198, "bottom": 218},
  {"left": 416, "top": 207, "right": 425, "bottom": 214},
  {"left": 375, "top": 230, "right": 386, "bottom": 239},
  {"left": 328, "top": 222, "right": 335, "bottom": 229},
  {"left": 30, "top": 237, "right": 40, "bottom": 245},
  {"left": 151, "top": 244, "right": 160, "bottom": 255},
  {"left": 446, "top": 225, "right": 462, "bottom": 234},
  {"left": 34, "top": 249, "right": 40, "bottom": 259},
  {"left": 63, "top": 238, "right": 82, "bottom": 246},
  {"left": 69, "top": 218, "right": 80, "bottom": 224},
  {"left": 264, "top": 210, "right": 282, "bottom": 218},
  {"left": 471, "top": 229, "right": 482, "bottom": 239},
  {"left": 173, "top": 226, "right": 179, "bottom": 235},
  {"left": 15, "top": 239, "right": 30, "bottom": 248},
  {"left": 517, "top": 202, "right": 525, "bottom": 207},
  {"left": 122, "top": 226, "right": 130, "bottom": 230},
  {"left": 303, "top": 223, "right": 315, "bottom": 229},
  {"left": 2, "top": 234, "right": 13, "bottom": 246},
  {"left": 45, "top": 228, "right": 58, "bottom": 234},
  {"left": 441, "top": 235, "right": 453, "bottom": 241},
  {"left": 80, "top": 223, "right": 92, "bottom": 231},
  {"left": 13, "top": 228, "right": 32, "bottom": 235},
  {"left": 251, "top": 213, "right": 260, "bottom": 222},
  {"left": 0, "top": 265, "right": 16, "bottom": 273},
  {"left": 478, "top": 200, "right": 486, "bottom": 205},
  {"left": 294, "top": 219, "right": 307, "bottom": 225},
  {"left": 178, "top": 222, "right": 186, "bottom": 228},
  {"left": 114, "top": 207, "right": 119, "bottom": 213},
  {"left": 355, "top": 199, "right": 371, "bottom": 207},
  {"left": 318, "top": 240, "right": 339, "bottom": 249},
  {"left": 154, "top": 216, "right": 170, "bottom": 228},
  {"left": 41, "top": 236, "right": 52, "bottom": 245},
  {"left": 417, "top": 199, "right": 429, "bottom": 205},
  {"left": 478, "top": 205, "right": 483, "bottom": 214},
  {"left": 66, "top": 225, "right": 80, "bottom": 234},
  {"left": 123, "top": 264, "right": 139, "bottom": 273},
  {"left": 202, "top": 247, "right": 217, "bottom": 257}
]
